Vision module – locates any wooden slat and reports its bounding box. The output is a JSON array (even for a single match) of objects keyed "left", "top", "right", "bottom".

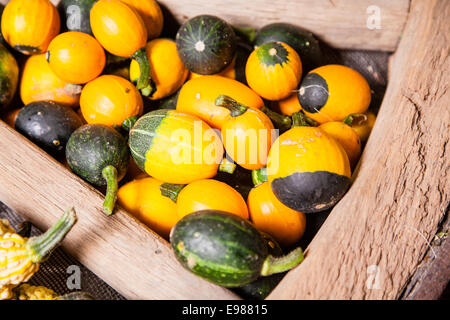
[
  {"left": 157, "top": 0, "right": 410, "bottom": 51},
  {"left": 0, "top": 121, "right": 239, "bottom": 300},
  {"left": 0, "top": 0, "right": 411, "bottom": 51},
  {"left": 268, "top": 0, "right": 449, "bottom": 300}
]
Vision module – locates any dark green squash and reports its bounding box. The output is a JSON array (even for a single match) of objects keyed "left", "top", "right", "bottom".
[
  {"left": 176, "top": 15, "right": 236, "bottom": 75},
  {"left": 58, "top": 0, "right": 96, "bottom": 35},
  {"left": 0, "top": 43, "right": 19, "bottom": 112},
  {"left": 66, "top": 124, "right": 129, "bottom": 216},
  {"left": 170, "top": 210, "right": 304, "bottom": 287},
  {"left": 235, "top": 232, "right": 285, "bottom": 300},
  {"left": 15, "top": 101, "right": 83, "bottom": 156},
  {"left": 254, "top": 23, "right": 323, "bottom": 72}
]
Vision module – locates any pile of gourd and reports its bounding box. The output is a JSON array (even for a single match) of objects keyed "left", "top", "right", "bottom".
[{"left": 0, "top": 0, "right": 377, "bottom": 299}]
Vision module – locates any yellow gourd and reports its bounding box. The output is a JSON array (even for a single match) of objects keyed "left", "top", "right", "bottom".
[
  {"left": 129, "top": 39, "right": 189, "bottom": 99},
  {"left": 0, "top": 208, "right": 77, "bottom": 300}
]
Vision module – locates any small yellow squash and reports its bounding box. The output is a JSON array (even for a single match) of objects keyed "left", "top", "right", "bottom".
[
  {"left": 1, "top": 0, "right": 60, "bottom": 55},
  {"left": 246, "top": 41, "right": 302, "bottom": 101}
]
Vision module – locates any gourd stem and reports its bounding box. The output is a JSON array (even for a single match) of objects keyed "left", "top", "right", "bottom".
[
  {"left": 260, "top": 247, "right": 304, "bottom": 276},
  {"left": 102, "top": 165, "right": 118, "bottom": 216},
  {"left": 343, "top": 113, "right": 367, "bottom": 126},
  {"left": 26, "top": 208, "right": 77, "bottom": 263},
  {"left": 219, "top": 157, "right": 237, "bottom": 174},
  {"left": 132, "top": 48, "right": 156, "bottom": 97},
  {"left": 122, "top": 115, "right": 138, "bottom": 132},
  {"left": 261, "top": 106, "right": 292, "bottom": 132},
  {"left": 252, "top": 168, "right": 268, "bottom": 186},
  {"left": 215, "top": 95, "right": 248, "bottom": 117},
  {"left": 233, "top": 26, "right": 257, "bottom": 43},
  {"left": 160, "top": 183, "right": 186, "bottom": 203},
  {"left": 291, "top": 111, "right": 318, "bottom": 128}
]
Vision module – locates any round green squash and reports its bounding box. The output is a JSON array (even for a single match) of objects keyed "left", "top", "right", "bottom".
[
  {"left": 58, "top": 0, "right": 96, "bottom": 35},
  {"left": 15, "top": 101, "right": 83, "bottom": 156},
  {"left": 170, "top": 210, "right": 304, "bottom": 287},
  {"left": 66, "top": 124, "right": 129, "bottom": 215},
  {"left": 0, "top": 43, "right": 19, "bottom": 112},
  {"left": 176, "top": 15, "right": 236, "bottom": 75},
  {"left": 254, "top": 22, "right": 323, "bottom": 72}
]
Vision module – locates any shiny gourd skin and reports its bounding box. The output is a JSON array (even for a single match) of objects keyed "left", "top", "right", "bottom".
[
  {"left": 298, "top": 64, "right": 371, "bottom": 124},
  {"left": 120, "top": 0, "right": 164, "bottom": 39},
  {"left": 0, "top": 44, "right": 19, "bottom": 111},
  {"left": 267, "top": 124, "right": 351, "bottom": 213},
  {"left": 216, "top": 95, "right": 275, "bottom": 170},
  {"left": 118, "top": 177, "right": 179, "bottom": 239},
  {"left": 66, "top": 124, "right": 129, "bottom": 215},
  {"left": 248, "top": 182, "right": 306, "bottom": 247},
  {"left": 20, "top": 54, "right": 81, "bottom": 107},
  {"left": 176, "top": 75, "right": 264, "bottom": 129},
  {"left": 176, "top": 15, "right": 236, "bottom": 75},
  {"left": 90, "top": 0, "right": 151, "bottom": 94},
  {"left": 319, "top": 121, "right": 361, "bottom": 168},
  {"left": 129, "top": 110, "right": 224, "bottom": 184},
  {"left": 80, "top": 75, "right": 143, "bottom": 127},
  {"left": 176, "top": 179, "right": 249, "bottom": 220},
  {"left": 90, "top": 0, "right": 146, "bottom": 58},
  {"left": 13, "top": 284, "right": 59, "bottom": 300},
  {"left": 0, "top": 209, "right": 77, "bottom": 300},
  {"left": 1, "top": 0, "right": 60, "bottom": 55},
  {"left": 129, "top": 39, "right": 189, "bottom": 100},
  {"left": 46, "top": 31, "right": 105, "bottom": 84},
  {"left": 15, "top": 101, "right": 83, "bottom": 156},
  {"left": 246, "top": 41, "right": 302, "bottom": 101}
]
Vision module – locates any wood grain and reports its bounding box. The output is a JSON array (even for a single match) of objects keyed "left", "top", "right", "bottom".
[
  {"left": 268, "top": 0, "right": 449, "bottom": 300},
  {"left": 0, "top": 0, "right": 411, "bottom": 51},
  {"left": 0, "top": 121, "right": 239, "bottom": 300},
  {"left": 156, "top": 0, "right": 410, "bottom": 51}
]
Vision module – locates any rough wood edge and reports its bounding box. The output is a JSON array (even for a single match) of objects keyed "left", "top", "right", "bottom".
[
  {"left": 268, "top": 0, "right": 449, "bottom": 300},
  {"left": 0, "top": 120, "right": 239, "bottom": 300},
  {"left": 401, "top": 205, "right": 449, "bottom": 300}
]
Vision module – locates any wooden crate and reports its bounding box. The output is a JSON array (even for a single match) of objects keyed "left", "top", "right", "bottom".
[{"left": 0, "top": 0, "right": 448, "bottom": 299}]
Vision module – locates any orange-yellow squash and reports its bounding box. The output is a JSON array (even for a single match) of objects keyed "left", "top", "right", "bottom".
[
  {"left": 216, "top": 95, "right": 275, "bottom": 170},
  {"left": 46, "top": 31, "right": 105, "bottom": 85},
  {"left": 246, "top": 41, "right": 302, "bottom": 101},
  {"left": 20, "top": 54, "right": 81, "bottom": 107},
  {"left": 120, "top": 0, "right": 164, "bottom": 39},
  {"left": 1, "top": 0, "right": 60, "bottom": 55},
  {"left": 319, "top": 121, "right": 362, "bottom": 168},
  {"left": 298, "top": 64, "right": 371, "bottom": 124},
  {"left": 117, "top": 177, "right": 178, "bottom": 239},
  {"left": 90, "top": 0, "right": 152, "bottom": 94},
  {"left": 176, "top": 179, "right": 249, "bottom": 220},
  {"left": 128, "top": 109, "right": 224, "bottom": 184},
  {"left": 80, "top": 75, "right": 143, "bottom": 127},
  {"left": 129, "top": 38, "right": 189, "bottom": 100},
  {"left": 267, "top": 120, "right": 351, "bottom": 213},
  {"left": 248, "top": 182, "right": 306, "bottom": 247},
  {"left": 176, "top": 75, "right": 264, "bottom": 129}
]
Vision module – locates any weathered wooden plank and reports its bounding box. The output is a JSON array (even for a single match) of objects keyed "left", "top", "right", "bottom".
[
  {"left": 0, "top": 121, "right": 239, "bottom": 300},
  {"left": 268, "top": 0, "right": 449, "bottom": 300}
]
